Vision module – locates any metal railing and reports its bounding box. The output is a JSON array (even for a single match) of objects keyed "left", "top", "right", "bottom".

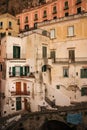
[
  {"left": 5, "top": 53, "right": 26, "bottom": 59},
  {"left": 11, "top": 91, "right": 30, "bottom": 96}
]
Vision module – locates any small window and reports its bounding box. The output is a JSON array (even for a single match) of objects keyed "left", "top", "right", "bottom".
[
  {"left": 0, "top": 63, "right": 2, "bottom": 71},
  {"left": 53, "top": 6, "right": 57, "bottom": 14},
  {"left": 42, "top": 46, "right": 47, "bottom": 58},
  {"left": 64, "top": 1, "right": 69, "bottom": 10},
  {"left": 9, "top": 21, "right": 12, "bottom": 29},
  {"left": 50, "top": 29, "right": 55, "bottom": 39},
  {"left": 76, "top": 0, "right": 82, "bottom": 5},
  {"left": 43, "top": 10, "right": 47, "bottom": 18},
  {"left": 65, "top": 12, "right": 69, "bottom": 17},
  {"left": 63, "top": 68, "right": 69, "bottom": 77},
  {"left": 34, "top": 14, "right": 38, "bottom": 21},
  {"left": 0, "top": 22, "right": 3, "bottom": 29},
  {"left": 56, "top": 85, "right": 60, "bottom": 89},
  {"left": 81, "top": 87, "right": 87, "bottom": 96},
  {"left": 42, "top": 65, "right": 47, "bottom": 72},
  {"left": 17, "top": 19, "right": 20, "bottom": 25},
  {"left": 80, "top": 69, "right": 87, "bottom": 78},
  {"left": 24, "top": 24, "right": 29, "bottom": 31},
  {"left": 69, "top": 50, "right": 75, "bottom": 63},
  {"left": 67, "top": 26, "right": 74, "bottom": 37},
  {"left": 25, "top": 16, "right": 28, "bottom": 23},
  {"left": 13, "top": 46, "right": 20, "bottom": 58},
  {"left": 50, "top": 50, "right": 56, "bottom": 62},
  {"left": 34, "top": 23, "right": 37, "bottom": 29},
  {"left": 77, "top": 7, "right": 81, "bottom": 14}
]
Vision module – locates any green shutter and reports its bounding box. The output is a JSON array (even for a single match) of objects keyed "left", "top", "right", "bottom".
[
  {"left": 16, "top": 97, "right": 21, "bottom": 111},
  {"left": 13, "top": 46, "right": 20, "bottom": 58},
  {"left": 85, "top": 69, "right": 87, "bottom": 78},
  {"left": 13, "top": 46, "right": 16, "bottom": 58},
  {"left": 20, "top": 67, "right": 23, "bottom": 76},
  {"left": 81, "top": 88, "right": 85, "bottom": 96},
  {"left": 80, "top": 69, "right": 84, "bottom": 78},
  {"left": 12, "top": 67, "right": 15, "bottom": 76}
]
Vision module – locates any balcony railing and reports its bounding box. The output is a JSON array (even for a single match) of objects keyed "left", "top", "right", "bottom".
[
  {"left": 55, "top": 57, "right": 87, "bottom": 64},
  {"left": 9, "top": 72, "right": 35, "bottom": 78},
  {"left": 5, "top": 53, "right": 26, "bottom": 59},
  {"left": 11, "top": 91, "right": 30, "bottom": 96}
]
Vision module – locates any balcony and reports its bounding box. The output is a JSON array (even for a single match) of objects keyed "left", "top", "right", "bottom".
[
  {"left": 5, "top": 53, "right": 26, "bottom": 60},
  {"left": 53, "top": 57, "right": 87, "bottom": 64},
  {"left": 9, "top": 72, "right": 35, "bottom": 78},
  {"left": 11, "top": 91, "right": 30, "bottom": 96}
]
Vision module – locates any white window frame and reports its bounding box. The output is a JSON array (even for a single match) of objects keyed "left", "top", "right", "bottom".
[
  {"left": 50, "top": 29, "right": 55, "bottom": 39},
  {"left": 67, "top": 26, "right": 74, "bottom": 37}
]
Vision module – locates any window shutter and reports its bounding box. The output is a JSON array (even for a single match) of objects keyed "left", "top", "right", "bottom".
[
  {"left": 13, "top": 46, "right": 16, "bottom": 58},
  {"left": 12, "top": 67, "right": 15, "bottom": 76},
  {"left": 20, "top": 67, "right": 23, "bottom": 76},
  {"left": 80, "top": 69, "right": 84, "bottom": 78}
]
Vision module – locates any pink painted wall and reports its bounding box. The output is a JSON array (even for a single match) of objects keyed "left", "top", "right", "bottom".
[{"left": 16, "top": 0, "right": 87, "bottom": 31}]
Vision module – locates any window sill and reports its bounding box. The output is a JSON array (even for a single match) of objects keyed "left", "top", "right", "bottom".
[{"left": 67, "top": 35, "right": 76, "bottom": 38}]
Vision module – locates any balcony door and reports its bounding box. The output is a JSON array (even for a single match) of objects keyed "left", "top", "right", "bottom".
[{"left": 16, "top": 82, "right": 21, "bottom": 95}]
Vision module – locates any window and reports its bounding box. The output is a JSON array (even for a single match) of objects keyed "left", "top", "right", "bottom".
[
  {"left": 76, "top": 0, "right": 82, "bottom": 5},
  {"left": 34, "top": 14, "right": 38, "bottom": 21},
  {"left": 17, "top": 19, "right": 20, "bottom": 25},
  {"left": 81, "top": 87, "right": 87, "bottom": 96},
  {"left": 42, "top": 46, "right": 47, "bottom": 58},
  {"left": 50, "top": 29, "right": 55, "bottom": 39},
  {"left": 25, "top": 16, "right": 28, "bottom": 23},
  {"left": 64, "top": 1, "right": 69, "bottom": 10},
  {"left": 50, "top": 50, "right": 56, "bottom": 62},
  {"left": 34, "top": 23, "right": 37, "bottom": 29},
  {"left": 63, "top": 68, "right": 69, "bottom": 77},
  {"left": 43, "top": 10, "right": 47, "bottom": 18},
  {"left": 56, "top": 85, "right": 60, "bottom": 89},
  {"left": 24, "top": 66, "right": 30, "bottom": 76},
  {"left": 13, "top": 46, "right": 20, "bottom": 58},
  {"left": 65, "top": 12, "right": 69, "bottom": 17},
  {"left": 8, "top": 21, "right": 12, "bottom": 29},
  {"left": 53, "top": 16, "right": 57, "bottom": 19},
  {"left": 12, "top": 66, "right": 20, "bottom": 76},
  {"left": 0, "top": 63, "right": 2, "bottom": 71},
  {"left": 77, "top": 7, "right": 81, "bottom": 14},
  {"left": 53, "top": 6, "right": 57, "bottom": 14},
  {"left": 80, "top": 69, "right": 87, "bottom": 78},
  {"left": 16, "top": 97, "right": 21, "bottom": 111},
  {"left": 0, "top": 22, "right": 3, "bottom": 29},
  {"left": 67, "top": 26, "right": 74, "bottom": 37},
  {"left": 24, "top": 24, "right": 29, "bottom": 31},
  {"left": 69, "top": 50, "right": 75, "bottom": 63},
  {"left": 42, "top": 65, "right": 47, "bottom": 72},
  {"left": 42, "top": 30, "right": 47, "bottom": 36},
  {"left": 12, "top": 66, "right": 29, "bottom": 77}
]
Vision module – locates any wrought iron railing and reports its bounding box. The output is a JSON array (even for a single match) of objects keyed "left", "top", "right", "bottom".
[{"left": 11, "top": 91, "right": 30, "bottom": 96}]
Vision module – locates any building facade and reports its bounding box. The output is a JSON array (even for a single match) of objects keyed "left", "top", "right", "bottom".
[
  {"left": 16, "top": 0, "right": 87, "bottom": 31},
  {"left": 0, "top": 0, "right": 87, "bottom": 116}
]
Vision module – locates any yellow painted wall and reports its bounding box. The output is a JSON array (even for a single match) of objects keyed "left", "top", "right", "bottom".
[{"left": 0, "top": 13, "right": 19, "bottom": 36}]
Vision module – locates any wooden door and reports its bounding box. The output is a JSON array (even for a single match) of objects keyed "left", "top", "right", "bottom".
[{"left": 16, "top": 82, "right": 21, "bottom": 94}]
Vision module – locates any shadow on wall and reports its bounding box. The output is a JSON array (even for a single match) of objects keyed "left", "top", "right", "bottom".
[{"left": 39, "top": 120, "right": 76, "bottom": 130}]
